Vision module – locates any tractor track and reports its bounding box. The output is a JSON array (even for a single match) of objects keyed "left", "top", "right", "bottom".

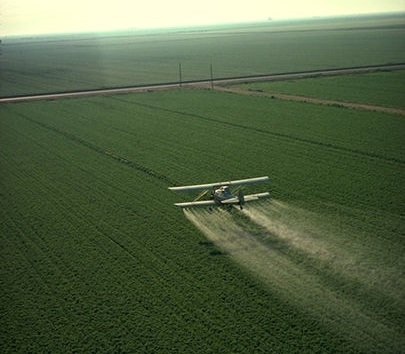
[{"left": 12, "top": 111, "right": 176, "bottom": 186}]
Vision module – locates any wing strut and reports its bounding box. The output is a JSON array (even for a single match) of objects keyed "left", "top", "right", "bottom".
[{"left": 194, "top": 189, "right": 210, "bottom": 202}]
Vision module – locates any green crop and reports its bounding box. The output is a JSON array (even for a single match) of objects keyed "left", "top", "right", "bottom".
[
  {"left": 236, "top": 70, "right": 405, "bottom": 109},
  {"left": 1, "top": 88, "right": 404, "bottom": 353}
]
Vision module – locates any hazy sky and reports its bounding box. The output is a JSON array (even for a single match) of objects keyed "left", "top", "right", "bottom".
[{"left": 1, "top": 0, "right": 405, "bottom": 36}]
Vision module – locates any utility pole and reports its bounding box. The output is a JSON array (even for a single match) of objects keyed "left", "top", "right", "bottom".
[
  {"left": 179, "top": 63, "right": 182, "bottom": 87},
  {"left": 210, "top": 63, "right": 214, "bottom": 89}
]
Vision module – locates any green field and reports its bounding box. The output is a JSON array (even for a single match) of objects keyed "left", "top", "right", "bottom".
[
  {"left": 236, "top": 70, "right": 405, "bottom": 109},
  {"left": 1, "top": 88, "right": 404, "bottom": 353},
  {"left": 1, "top": 13, "right": 405, "bottom": 97}
]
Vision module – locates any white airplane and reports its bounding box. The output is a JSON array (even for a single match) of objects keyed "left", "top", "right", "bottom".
[{"left": 169, "top": 176, "right": 270, "bottom": 210}]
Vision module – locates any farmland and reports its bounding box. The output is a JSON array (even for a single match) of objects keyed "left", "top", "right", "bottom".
[
  {"left": 235, "top": 69, "right": 405, "bottom": 109},
  {"left": 1, "top": 13, "right": 405, "bottom": 97},
  {"left": 1, "top": 87, "right": 405, "bottom": 353},
  {"left": 1, "top": 12, "right": 405, "bottom": 354}
]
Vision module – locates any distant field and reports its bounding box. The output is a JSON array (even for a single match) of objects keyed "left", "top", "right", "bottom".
[
  {"left": 1, "top": 89, "right": 404, "bottom": 353},
  {"left": 235, "top": 70, "right": 405, "bottom": 109},
  {"left": 1, "top": 13, "right": 405, "bottom": 97}
]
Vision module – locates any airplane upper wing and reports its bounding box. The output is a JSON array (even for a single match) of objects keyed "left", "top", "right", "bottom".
[{"left": 169, "top": 176, "right": 269, "bottom": 192}]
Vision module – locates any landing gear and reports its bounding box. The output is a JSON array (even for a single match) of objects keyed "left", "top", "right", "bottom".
[{"left": 238, "top": 189, "right": 245, "bottom": 210}]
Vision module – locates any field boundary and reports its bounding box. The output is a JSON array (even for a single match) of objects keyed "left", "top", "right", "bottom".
[
  {"left": 215, "top": 86, "right": 405, "bottom": 116},
  {"left": 1, "top": 63, "right": 404, "bottom": 104}
]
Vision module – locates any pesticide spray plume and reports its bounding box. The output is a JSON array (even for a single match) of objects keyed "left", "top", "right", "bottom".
[
  {"left": 183, "top": 200, "right": 403, "bottom": 350},
  {"left": 243, "top": 200, "right": 332, "bottom": 261},
  {"left": 183, "top": 201, "right": 338, "bottom": 290}
]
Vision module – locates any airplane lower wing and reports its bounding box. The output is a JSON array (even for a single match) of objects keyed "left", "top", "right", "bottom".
[
  {"left": 221, "top": 192, "right": 270, "bottom": 204},
  {"left": 174, "top": 200, "right": 217, "bottom": 208},
  {"left": 244, "top": 192, "right": 270, "bottom": 202},
  {"left": 173, "top": 193, "right": 269, "bottom": 208}
]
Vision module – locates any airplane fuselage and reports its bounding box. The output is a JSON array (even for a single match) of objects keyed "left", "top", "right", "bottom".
[{"left": 212, "top": 186, "right": 235, "bottom": 205}]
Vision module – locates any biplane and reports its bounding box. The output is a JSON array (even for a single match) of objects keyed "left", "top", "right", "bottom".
[{"left": 169, "top": 176, "right": 269, "bottom": 210}]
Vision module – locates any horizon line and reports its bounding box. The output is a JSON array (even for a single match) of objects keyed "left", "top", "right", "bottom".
[{"left": 1, "top": 10, "right": 404, "bottom": 38}]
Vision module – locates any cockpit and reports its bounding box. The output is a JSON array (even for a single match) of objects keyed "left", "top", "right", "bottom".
[{"left": 215, "top": 186, "right": 233, "bottom": 199}]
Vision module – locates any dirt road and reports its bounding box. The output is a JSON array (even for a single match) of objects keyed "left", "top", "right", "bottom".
[{"left": 1, "top": 63, "right": 404, "bottom": 104}]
